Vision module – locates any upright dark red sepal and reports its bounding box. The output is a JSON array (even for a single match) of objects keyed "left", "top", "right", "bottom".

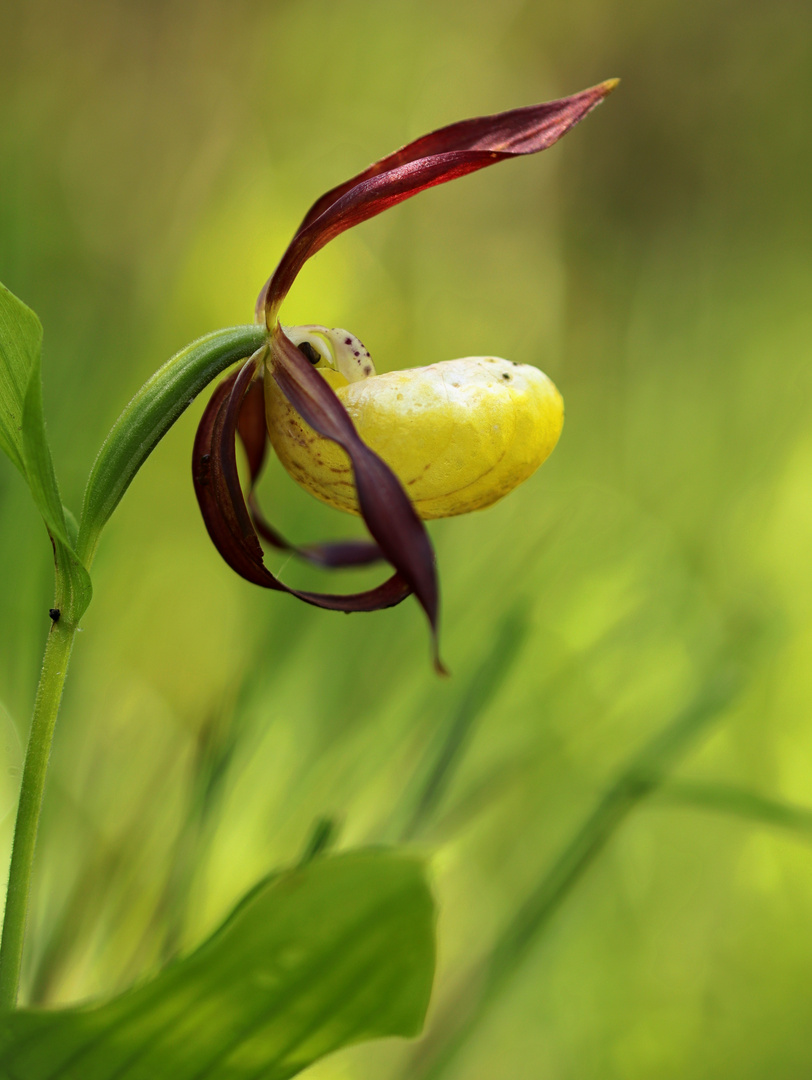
[{"left": 256, "top": 79, "right": 618, "bottom": 319}]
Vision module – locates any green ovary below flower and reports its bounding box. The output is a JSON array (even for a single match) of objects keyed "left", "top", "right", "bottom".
[{"left": 265, "top": 325, "right": 564, "bottom": 519}]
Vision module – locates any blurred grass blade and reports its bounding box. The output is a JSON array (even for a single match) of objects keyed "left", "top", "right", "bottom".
[
  {"left": 0, "top": 281, "right": 42, "bottom": 477},
  {"left": 77, "top": 324, "right": 267, "bottom": 565},
  {"left": 0, "top": 850, "right": 435, "bottom": 1080},
  {"left": 485, "top": 665, "right": 741, "bottom": 987},
  {"left": 408, "top": 663, "right": 743, "bottom": 1080},
  {"left": 298, "top": 816, "right": 340, "bottom": 866},
  {"left": 660, "top": 780, "right": 812, "bottom": 838},
  {"left": 398, "top": 605, "right": 530, "bottom": 841}
]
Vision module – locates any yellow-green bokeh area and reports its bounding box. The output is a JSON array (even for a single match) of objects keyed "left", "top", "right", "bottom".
[{"left": 1, "top": 1, "right": 812, "bottom": 1078}]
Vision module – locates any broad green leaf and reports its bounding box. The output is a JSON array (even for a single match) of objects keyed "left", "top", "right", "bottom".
[
  {"left": 0, "top": 849, "right": 436, "bottom": 1080},
  {"left": 77, "top": 324, "right": 266, "bottom": 565},
  {"left": 0, "top": 282, "right": 42, "bottom": 476}
]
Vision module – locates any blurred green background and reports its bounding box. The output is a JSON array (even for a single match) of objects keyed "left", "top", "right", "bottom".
[{"left": 1, "top": 0, "right": 812, "bottom": 1077}]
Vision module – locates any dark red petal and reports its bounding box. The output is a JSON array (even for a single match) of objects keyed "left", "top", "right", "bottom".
[
  {"left": 256, "top": 80, "right": 617, "bottom": 319},
  {"left": 249, "top": 495, "right": 383, "bottom": 568},
  {"left": 192, "top": 357, "right": 412, "bottom": 614},
  {"left": 235, "top": 372, "right": 269, "bottom": 482},
  {"left": 234, "top": 363, "right": 383, "bottom": 569},
  {"left": 269, "top": 326, "right": 446, "bottom": 673},
  {"left": 193, "top": 365, "right": 269, "bottom": 586}
]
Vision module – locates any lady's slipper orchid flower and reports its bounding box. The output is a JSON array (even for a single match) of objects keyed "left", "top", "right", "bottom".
[{"left": 193, "top": 80, "right": 617, "bottom": 670}]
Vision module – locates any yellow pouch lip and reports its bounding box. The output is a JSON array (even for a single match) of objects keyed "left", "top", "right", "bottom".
[{"left": 264, "top": 356, "right": 563, "bottom": 520}]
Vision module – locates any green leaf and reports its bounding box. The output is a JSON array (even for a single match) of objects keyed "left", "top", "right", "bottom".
[
  {"left": 0, "top": 281, "right": 43, "bottom": 476},
  {"left": 21, "top": 342, "right": 92, "bottom": 621},
  {"left": 0, "top": 281, "right": 91, "bottom": 620},
  {"left": 62, "top": 505, "right": 80, "bottom": 548},
  {"left": 0, "top": 849, "right": 436, "bottom": 1080},
  {"left": 49, "top": 539, "right": 93, "bottom": 627},
  {"left": 77, "top": 324, "right": 267, "bottom": 565}
]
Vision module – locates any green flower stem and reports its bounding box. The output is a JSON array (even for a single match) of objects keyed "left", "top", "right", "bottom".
[
  {"left": 77, "top": 323, "right": 267, "bottom": 566},
  {"left": 0, "top": 618, "right": 76, "bottom": 1009}
]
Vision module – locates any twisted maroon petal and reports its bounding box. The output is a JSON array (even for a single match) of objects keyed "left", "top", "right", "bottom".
[
  {"left": 269, "top": 326, "right": 446, "bottom": 673},
  {"left": 192, "top": 355, "right": 411, "bottom": 614},
  {"left": 256, "top": 80, "right": 618, "bottom": 320},
  {"left": 236, "top": 373, "right": 383, "bottom": 568}
]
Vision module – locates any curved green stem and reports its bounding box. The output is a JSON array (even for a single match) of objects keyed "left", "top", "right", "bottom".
[
  {"left": 0, "top": 618, "right": 76, "bottom": 1009},
  {"left": 76, "top": 323, "right": 266, "bottom": 566}
]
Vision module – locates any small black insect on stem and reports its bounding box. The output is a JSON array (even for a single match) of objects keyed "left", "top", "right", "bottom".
[{"left": 48, "top": 608, "right": 60, "bottom": 623}]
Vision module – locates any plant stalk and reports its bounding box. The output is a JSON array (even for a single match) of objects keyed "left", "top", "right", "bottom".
[
  {"left": 0, "top": 617, "right": 76, "bottom": 1009},
  {"left": 0, "top": 326, "right": 266, "bottom": 1009}
]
